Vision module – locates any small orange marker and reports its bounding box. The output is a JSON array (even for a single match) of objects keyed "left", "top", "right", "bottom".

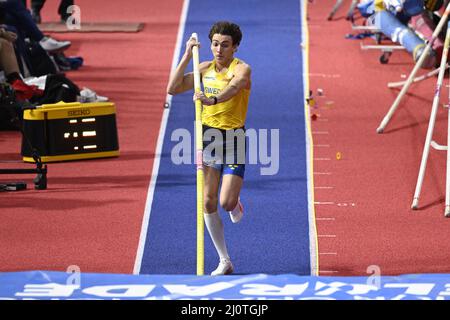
[{"left": 336, "top": 152, "right": 342, "bottom": 160}]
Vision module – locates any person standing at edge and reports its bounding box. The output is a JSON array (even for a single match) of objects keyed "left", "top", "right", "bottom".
[{"left": 167, "top": 21, "right": 251, "bottom": 275}]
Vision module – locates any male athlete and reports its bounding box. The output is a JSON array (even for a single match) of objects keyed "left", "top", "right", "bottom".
[{"left": 167, "top": 21, "right": 251, "bottom": 275}]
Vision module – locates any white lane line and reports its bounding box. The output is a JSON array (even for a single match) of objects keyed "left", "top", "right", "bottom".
[
  {"left": 318, "top": 234, "right": 337, "bottom": 238},
  {"left": 309, "top": 73, "right": 341, "bottom": 78},
  {"left": 313, "top": 172, "right": 331, "bottom": 175},
  {"left": 314, "top": 201, "right": 335, "bottom": 205},
  {"left": 314, "top": 144, "right": 330, "bottom": 148},
  {"left": 319, "top": 252, "right": 338, "bottom": 255},
  {"left": 312, "top": 131, "right": 329, "bottom": 134},
  {"left": 301, "top": 0, "right": 319, "bottom": 277},
  {"left": 320, "top": 270, "right": 339, "bottom": 274},
  {"left": 314, "top": 186, "right": 334, "bottom": 189},
  {"left": 314, "top": 158, "right": 331, "bottom": 161},
  {"left": 133, "top": 0, "right": 190, "bottom": 275}
]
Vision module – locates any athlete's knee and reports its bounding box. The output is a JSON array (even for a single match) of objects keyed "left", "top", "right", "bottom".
[
  {"left": 220, "top": 197, "right": 238, "bottom": 212},
  {"left": 204, "top": 194, "right": 218, "bottom": 213}
]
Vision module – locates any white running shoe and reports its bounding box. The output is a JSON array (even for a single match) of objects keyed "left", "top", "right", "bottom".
[
  {"left": 229, "top": 200, "right": 244, "bottom": 223},
  {"left": 79, "top": 87, "right": 109, "bottom": 103},
  {"left": 39, "top": 36, "right": 71, "bottom": 52},
  {"left": 211, "top": 258, "right": 234, "bottom": 276}
]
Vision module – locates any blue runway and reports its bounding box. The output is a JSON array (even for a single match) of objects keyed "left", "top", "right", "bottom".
[{"left": 139, "top": 0, "right": 313, "bottom": 275}]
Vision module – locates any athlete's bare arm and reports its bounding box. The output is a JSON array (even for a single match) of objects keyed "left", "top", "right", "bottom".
[{"left": 167, "top": 37, "right": 211, "bottom": 95}]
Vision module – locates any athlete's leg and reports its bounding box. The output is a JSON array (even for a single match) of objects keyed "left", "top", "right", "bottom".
[
  {"left": 203, "top": 166, "right": 233, "bottom": 275},
  {"left": 204, "top": 165, "right": 220, "bottom": 213},
  {"left": 220, "top": 173, "right": 243, "bottom": 211},
  {"left": 220, "top": 170, "right": 244, "bottom": 223},
  {"left": 220, "top": 127, "right": 246, "bottom": 222}
]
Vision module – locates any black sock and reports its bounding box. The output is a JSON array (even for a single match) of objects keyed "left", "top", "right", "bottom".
[{"left": 6, "top": 72, "right": 21, "bottom": 83}]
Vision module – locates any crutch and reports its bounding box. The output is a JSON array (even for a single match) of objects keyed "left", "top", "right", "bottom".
[
  {"left": 377, "top": 2, "right": 450, "bottom": 134},
  {"left": 411, "top": 22, "right": 450, "bottom": 215},
  {"left": 191, "top": 33, "right": 205, "bottom": 274},
  {"left": 328, "top": 0, "right": 344, "bottom": 20}
]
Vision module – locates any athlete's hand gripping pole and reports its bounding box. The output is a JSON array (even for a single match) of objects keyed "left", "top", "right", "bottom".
[{"left": 191, "top": 33, "right": 204, "bottom": 275}]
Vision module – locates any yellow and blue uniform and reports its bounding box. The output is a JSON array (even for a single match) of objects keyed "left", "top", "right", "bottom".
[
  {"left": 201, "top": 57, "right": 250, "bottom": 178},
  {"left": 202, "top": 57, "right": 250, "bottom": 130}
]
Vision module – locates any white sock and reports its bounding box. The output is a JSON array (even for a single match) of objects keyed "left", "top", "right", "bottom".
[
  {"left": 229, "top": 201, "right": 241, "bottom": 216},
  {"left": 204, "top": 212, "right": 229, "bottom": 260}
]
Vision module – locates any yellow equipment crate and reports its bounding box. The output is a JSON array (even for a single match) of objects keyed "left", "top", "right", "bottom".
[{"left": 22, "top": 101, "right": 119, "bottom": 163}]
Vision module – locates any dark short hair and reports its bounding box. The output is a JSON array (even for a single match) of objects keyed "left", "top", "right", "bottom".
[{"left": 208, "top": 21, "right": 242, "bottom": 46}]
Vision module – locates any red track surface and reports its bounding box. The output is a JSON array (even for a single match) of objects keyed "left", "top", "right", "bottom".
[
  {"left": 0, "top": 0, "right": 182, "bottom": 273},
  {"left": 309, "top": 1, "right": 450, "bottom": 275},
  {"left": 3, "top": 0, "right": 450, "bottom": 277}
]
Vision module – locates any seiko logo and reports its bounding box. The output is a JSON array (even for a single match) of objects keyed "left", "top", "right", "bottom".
[{"left": 68, "top": 109, "right": 91, "bottom": 116}]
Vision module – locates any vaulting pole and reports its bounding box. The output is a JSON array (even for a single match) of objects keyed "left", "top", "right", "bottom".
[{"left": 191, "top": 33, "right": 204, "bottom": 275}]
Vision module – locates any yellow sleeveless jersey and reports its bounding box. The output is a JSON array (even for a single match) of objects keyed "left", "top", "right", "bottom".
[{"left": 201, "top": 57, "right": 250, "bottom": 130}]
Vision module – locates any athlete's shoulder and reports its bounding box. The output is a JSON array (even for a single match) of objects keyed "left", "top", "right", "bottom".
[
  {"left": 235, "top": 58, "right": 250, "bottom": 67},
  {"left": 234, "top": 59, "right": 251, "bottom": 75},
  {"left": 199, "top": 60, "right": 213, "bottom": 73}
]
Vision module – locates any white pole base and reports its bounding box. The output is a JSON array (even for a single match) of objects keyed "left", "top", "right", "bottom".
[
  {"left": 411, "top": 198, "right": 419, "bottom": 210},
  {"left": 445, "top": 206, "right": 450, "bottom": 217}
]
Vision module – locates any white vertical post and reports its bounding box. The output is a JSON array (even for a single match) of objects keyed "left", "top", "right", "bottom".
[
  {"left": 446, "top": 98, "right": 450, "bottom": 216},
  {"left": 346, "top": 0, "right": 358, "bottom": 20},
  {"left": 327, "top": 0, "right": 344, "bottom": 20},
  {"left": 411, "top": 22, "right": 450, "bottom": 210}
]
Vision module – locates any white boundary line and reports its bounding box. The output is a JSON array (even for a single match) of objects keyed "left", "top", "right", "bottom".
[
  {"left": 301, "top": 0, "right": 319, "bottom": 276},
  {"left": 133, "top": 0, "right": 190, "bottom": 274}
]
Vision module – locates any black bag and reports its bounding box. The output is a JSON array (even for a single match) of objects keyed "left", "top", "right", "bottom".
[
  {"left": 36, "top": 74, "right": 80, "bottom": 105},
  {"left": 0, "top": 84, "right": 23, "bottom": 131},
  {"left": 26, "top": 40, "right": 58, "bottom": 77},
  {"left": 0, "top": 104, "right": 15, "bottom": 130}
]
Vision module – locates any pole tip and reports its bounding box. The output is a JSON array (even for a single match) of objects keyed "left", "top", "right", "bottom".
[
  {"left": 191, "top": 32, "right": 198, "bottom": 40},
  {"left": 411, "top": 199, "right": 419, "bottom": 210}
]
